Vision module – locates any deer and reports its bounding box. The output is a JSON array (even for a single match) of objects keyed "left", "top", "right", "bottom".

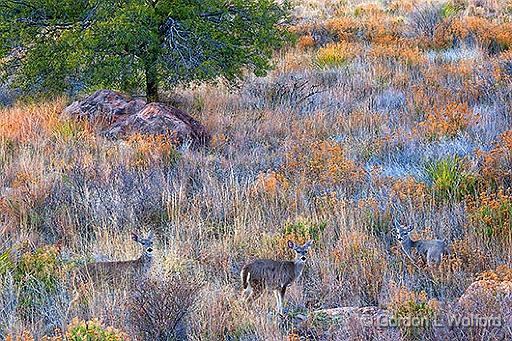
[
  {"left": 240, "top": 240, "right": 313, "bottom": 314},
  {"left": 395, "top": 224, "right": 449, "bottom": 268},
  {"left": 70, "top": 231, "right": 154, "bottom": 300}
]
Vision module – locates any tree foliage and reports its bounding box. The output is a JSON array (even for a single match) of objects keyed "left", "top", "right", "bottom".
[{"left": 0, "top": 0, "right": 291, "bottom": 101}]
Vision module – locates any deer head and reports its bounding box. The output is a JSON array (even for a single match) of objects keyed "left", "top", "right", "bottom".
[
  {"left": 287, "top": 240, "right": 314, "bottom": 264},
  {"left": 131, "top": 231, "right": 154, "bottom": 259}
]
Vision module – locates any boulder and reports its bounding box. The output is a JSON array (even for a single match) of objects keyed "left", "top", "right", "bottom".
[
  {"left": 63, "top": 90, "right": 145, "bottom": 126},
  {"left": 63, "top": 90, "right": 210, "bottom": 147},
  {"left": 455, "top": 280, "right": 512, "bottom": 339},
  {"left": 458, "top": 279, "right": 512, "bottom": 312},
  {"left": 105, "top": 102, "right": 210, "bottom": 146},
  {"left": 299, "top": 307, "right": 396, "bottom": 340},
  {"left": 313, "top": 306, "right": 391, "bottom": 326}
]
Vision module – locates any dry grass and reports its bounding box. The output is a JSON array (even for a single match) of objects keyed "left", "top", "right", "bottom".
[{"left": 1, "top": 0, "right": 512, "bottom": 339}]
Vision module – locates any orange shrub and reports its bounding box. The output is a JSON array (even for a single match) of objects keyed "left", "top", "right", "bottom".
[
  {"left": 0, "top": 100, "right": 65, "bottom": 143},
  {"left": 387, "top": 0, "right": 416, "bottom": 13},
  {"left": 459, "top": 265, "right": 512, "bottom": 315},
  {"left": 369, "top": 43, "right": 425, "bottom": 66},
  {"left": 478, "top": 264, "right": 512, "bottom": 282},
  {"left": 284, "top": 140, "right": 364, "bottom": 188},
  {"left": 6, "top": 332, "right": 35, "bottom": 341},
  {"left": 298, "top": 35, "right": 316, "bottom": 49},
  {"left": 2, "top": 168, "right": 53, "bottom": 230},
  {"left": 434, "top": 16, "right": 511, "bottom": 50},
  {"left": 253, "top": 170, "right": 290, "bottom": 196},
  {"left": 416, "top": 102, "right": 477, "bottom": 140},
  {"left": 325, "top": 17, "right": 361, "bottom": 42},
  {"left": 477, "top": 130, "right": 512, "bottom": 188},
  {"left": 388, "top": 285, "right": 439, "bottom": 338},
  {"left": 364, "top": 17, "right": 405, "bottom": 45},
  {"left": 388, "top": 286, "right": 439, "bottom": 317},
  {"left": 467, "top": 189, "right": 512, "bottom": 244},
  {"left": 313, "top": 191, "right": 341, "bottom": 213},
  {"left": 391, "top": 176, "right": 429, "bottom": 206},
  {"left": 442, "top": 238, "right": 490, "bottom": 273},
  {"left": 210, "top": 133, "right": 229, "bottom": 148},
  {"left": 327, "top": 11, "right": 404, "bottom": 45},
  {"left": 11, "top": 170, "right": 38, "bottom": 191},
  {"left": 127, "top": 133, "right": 180, "bottom": 169},
  {"left": 495, "top": 22, "right": 512, "bottom": 49}
]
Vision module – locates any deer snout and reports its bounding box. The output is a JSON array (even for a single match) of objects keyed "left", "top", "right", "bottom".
[{"left": 300, "top": 256, "right": 306, "bottom": 261}]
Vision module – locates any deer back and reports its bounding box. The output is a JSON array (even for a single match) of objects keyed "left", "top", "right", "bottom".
[
  {"left": 246, "top": 259, "right": 296, "bottom": 288},
  {"left": 416, "top": 239, "right": 445, "bottom": 255},
  {"left": 75, "top": 256, "right": 151, "bottom": 287}
]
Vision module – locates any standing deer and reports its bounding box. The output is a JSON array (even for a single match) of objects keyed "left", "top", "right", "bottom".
[
  {"left": 395, "top": 224, "right": 448, "bottom": 267},
  {"left": 72, "top": 231, "right": 154, "bottom": 289},
  {"left": 240, "top": 240, "right": 313, "bottom": 313}
]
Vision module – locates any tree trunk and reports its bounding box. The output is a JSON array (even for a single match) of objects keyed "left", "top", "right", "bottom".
[{"left": 145, "top": 61, "right": 159, "bottom": 102}]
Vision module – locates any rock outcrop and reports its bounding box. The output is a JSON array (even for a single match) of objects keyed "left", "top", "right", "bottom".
[
  {"left": 63, "top": 90, "right": 210, "bottom": 147},
  {"left": 105, "top": 102, "right": 210, "bottom": 145},
  {"left": 458, "top": 279, "right": 512, "bottom": 312},
  {"left": 312, "top": 306, "right": 392, "bottom": 326}
]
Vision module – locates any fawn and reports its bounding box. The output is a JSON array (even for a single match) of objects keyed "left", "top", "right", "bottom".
[
  {"left": 395, "top": 224, "right": 448, "bottom": 267},
  {"left": 73, "top": 231, "right": 154, "bottom": 289},
  {"left": 240, "top": 240, "right": 313, "bottom": 313}
]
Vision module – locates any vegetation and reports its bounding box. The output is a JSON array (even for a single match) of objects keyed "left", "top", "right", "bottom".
[
  {"left": 426, "top": 156, "right": 476, "bottom": 202},
  {"left": 1, "top": 0, "right": 511, "bottom": 339},
  {"left": 0, "top": 0, "right": 291, "bottom": 101}
]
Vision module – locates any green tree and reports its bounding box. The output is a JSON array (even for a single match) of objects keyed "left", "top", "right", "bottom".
[{"left": 0, "top": 0, "right": 291, "bottom": 101}]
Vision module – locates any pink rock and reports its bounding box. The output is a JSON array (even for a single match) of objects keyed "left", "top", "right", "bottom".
[
  {"left": 63, "top": 90, "right": 145, "bottom": 127},
  {"left": 63, "top": 90, "right": 210, "bottom": 147},
  {"left": 105, "top": 102, "right": 210, "bottom": 146}
]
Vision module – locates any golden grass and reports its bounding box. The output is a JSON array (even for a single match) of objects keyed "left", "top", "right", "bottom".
[{"left": 1, "top": 0, "right": 512, "bottom": 339}]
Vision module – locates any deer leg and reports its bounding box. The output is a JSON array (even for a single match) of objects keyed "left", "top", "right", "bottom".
[
  {"left": 242, "top": 283, "right": 254, "bottom": 301},
  {"left": 244, "top": 282, "right": 263, "bottom": 302},
  {"left": 279, "top": 286, "right": 287, "bottom": 313},
  {"left": 274, "top": 290, "right": 282, "bottom": 314},
  {"left": 426, "top": 251, "right": 441, "bottom": 269}
]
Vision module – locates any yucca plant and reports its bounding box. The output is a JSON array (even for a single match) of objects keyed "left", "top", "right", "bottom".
[{"left": 426, "top": 156, "right": 477, "bottom": 202}]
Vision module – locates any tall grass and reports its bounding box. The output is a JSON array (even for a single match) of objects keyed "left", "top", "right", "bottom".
[{"left": 1, "top": 0, "right": 512, "bottom": 339}]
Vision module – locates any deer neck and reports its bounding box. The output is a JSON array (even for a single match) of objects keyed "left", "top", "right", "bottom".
[
  {"left": 293, "top": 260, "right": 306, "bottom": 280},
  {"left": 140, "top": 252, "right": 153, "bottom": 267},
  {"left": 402, "top": 237, "right": 417, "bottom": 253}
]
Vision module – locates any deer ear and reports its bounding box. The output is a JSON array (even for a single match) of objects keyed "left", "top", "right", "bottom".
[
  {"left": 304, "top": 240, "right": 314, "bottom": 249},
  {"left": 287, "top": 240, "right": 295, "bottom": 249},
  {"left": 131, "top": 232, "right": 139, "bottom": 242}
]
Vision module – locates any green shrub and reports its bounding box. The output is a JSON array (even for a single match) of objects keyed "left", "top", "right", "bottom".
[
  {"left": 52, "top": 119, "right": 88, "bottom": 143},
  {"left": 316, "top": 43, "right": 359, "bottom": 69},
  {"left": 440, "top": 3, "right": 458, "bottom": 18},
  {"left": 12, "top": 245, "right": 63, "bottom": 314},
  {"left": 0, "top": 249, "right": 13, "bottom": 277},
  {"left": 426, "top": 157, "right": 477, "bottom": 202},
  {"left": 65, "top": 318, "right": 128, "bottom": 340},
  {"left": 390, "top": 288, "right": 438, "bottom": 341},
  {"left": 283, "top": 218, "right": 327, "bottom": 244}
]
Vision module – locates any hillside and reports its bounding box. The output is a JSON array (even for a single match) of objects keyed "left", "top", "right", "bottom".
[{"left": 1, "top": 0, "right": 511, "bottom": 340}]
